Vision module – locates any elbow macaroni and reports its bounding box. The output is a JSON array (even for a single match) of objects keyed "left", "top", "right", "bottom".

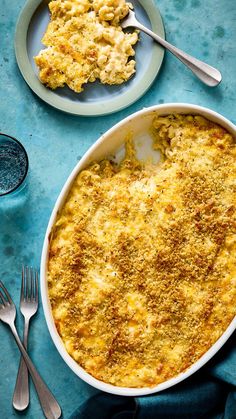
[
  {"left": 34, "top": 0, "right": 138, "bottom": 93},
  {"left": 48, "top": 115, "right": 236, "bottom": 387}
]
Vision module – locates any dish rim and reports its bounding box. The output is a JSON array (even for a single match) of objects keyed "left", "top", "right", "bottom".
[
  {"left": 41, "top": 103, "right": 236, "bottom": 396},
  {"left": 14, "top": 0, "right": 165, "bottom": 116}
]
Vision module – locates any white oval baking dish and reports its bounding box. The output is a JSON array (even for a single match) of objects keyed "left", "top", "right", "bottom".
[{"left": 41, "top": 103, "right": 236, "bottom": 396}]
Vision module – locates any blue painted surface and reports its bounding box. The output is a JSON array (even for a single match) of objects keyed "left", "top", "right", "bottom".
[{"left": 0, "top": 0, "right": 235, "bottom": 418}]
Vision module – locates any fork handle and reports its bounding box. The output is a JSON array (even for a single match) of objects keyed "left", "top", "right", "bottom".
[
  {"left": 10, "top": 323, "right": 61, "bottom": 419},
  {"left": 135, "top": 22, "right": 222, "bottom": 87},
  {"left": 12, "top": 319, "right": 30, "bottom": 411}
]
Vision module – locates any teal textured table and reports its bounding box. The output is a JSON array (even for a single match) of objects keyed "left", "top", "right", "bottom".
[{"left": 0, "top": 0, "right": 235, "bottom": 418}]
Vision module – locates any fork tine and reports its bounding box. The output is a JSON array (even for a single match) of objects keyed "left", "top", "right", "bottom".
[
  {"left": 0, "top": 290, "right": 7, "bottom": 306},
  {"left": 30, "top": 267, "right": 34, "bottom": 299},
  {"left": 26, "top": 266, "right": 30, "bottom": 300},
  {"left": 35, "top": 270, "right": 39, "bottom": 303},
  {"left": 0, "top": 281, "right": 13, "bottom": 304},
  {"left": 21, "top": 265, "right": 25, "bottom": 301}
]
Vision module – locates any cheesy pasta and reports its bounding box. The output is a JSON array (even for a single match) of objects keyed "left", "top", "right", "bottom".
[
  {"left": 34, "top": 0, "right": 138, "bottom": 93},
  {"left": 48, "top": 114, "right": 236, "bottom": 387}
]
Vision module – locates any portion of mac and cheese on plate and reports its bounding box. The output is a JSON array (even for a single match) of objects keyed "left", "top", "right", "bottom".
[
  {"left": 34, "top": 0, "right": 138, "bottom": 93},
  {"left": 48, "top": 115, "right": 236, "bottom": 387}
]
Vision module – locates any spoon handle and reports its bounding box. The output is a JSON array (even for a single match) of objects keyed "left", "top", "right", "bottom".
[{"left": 135, "top": 22, "right": 222, "bottom": 87}]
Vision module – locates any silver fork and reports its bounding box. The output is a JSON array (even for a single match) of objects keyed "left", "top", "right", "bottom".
[
  {"left": 13, "top": 266, "right": 38, "bottom": 411},
  {"left": 121, "top": 9, "right": 222, "bottom": 87},
  {"left": 0, "top": 280, "right": 61, "bottom": 419}
]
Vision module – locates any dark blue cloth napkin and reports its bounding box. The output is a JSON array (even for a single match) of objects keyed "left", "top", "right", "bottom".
[{"left": 70, "top": 332, "right": 236, "bottom": 419}]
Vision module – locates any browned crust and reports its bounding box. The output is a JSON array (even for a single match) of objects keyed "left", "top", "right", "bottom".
[{"left": 47, "top": 114, "right": 236, "bottom": 387}]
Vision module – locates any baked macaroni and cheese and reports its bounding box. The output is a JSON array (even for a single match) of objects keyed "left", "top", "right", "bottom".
[
  {"left": 34, "top": 0, "right": 138, "bottom": 93},
  {"left": 48, "top": 114, "right": 236, "bottom": 387}
]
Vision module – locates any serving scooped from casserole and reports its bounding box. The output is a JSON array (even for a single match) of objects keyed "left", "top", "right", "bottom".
[
  {"left": 34, "top": 0, "right": 138, "bottom": 93},
  {"left": 48, "top": 114, "right": 236, "bottom": 388}
]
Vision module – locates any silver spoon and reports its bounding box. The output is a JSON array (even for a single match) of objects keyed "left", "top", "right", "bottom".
[{"left": 121, "top": 9, "right": 222, "bottom": 87}]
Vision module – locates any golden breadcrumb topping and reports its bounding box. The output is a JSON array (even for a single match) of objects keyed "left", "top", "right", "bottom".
[
  {"left": 48, "top": 114, "right": 236, "bottom": 387},
  {"left": 34, "top": 0, "right": 138, "bottom": 93}
]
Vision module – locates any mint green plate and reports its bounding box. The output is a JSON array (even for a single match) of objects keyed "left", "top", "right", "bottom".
[{"left": 15, "top": 0, "right": 165, "bottom": 116}]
